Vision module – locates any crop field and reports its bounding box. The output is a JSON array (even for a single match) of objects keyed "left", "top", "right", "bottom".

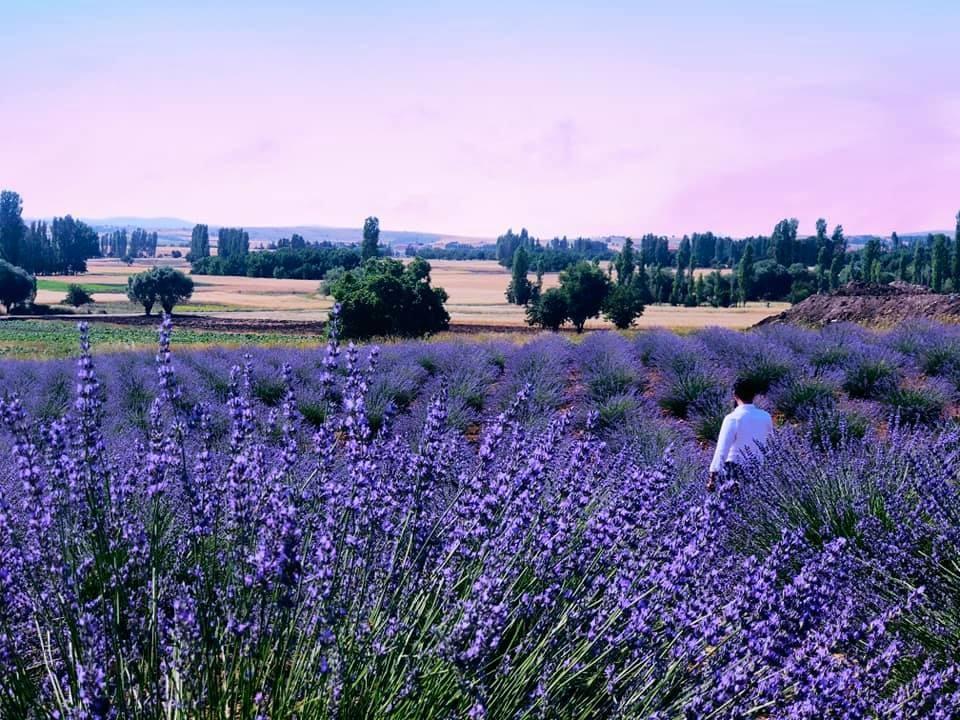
[
  {"left": 0, "top": 320, "right": 324, "bottom": 359},
  {"left": 1, "top": 314, "right": 959, "bottom": 717},
  {"left": 30, "top": 258, "right": 785, "bottom": 331}
]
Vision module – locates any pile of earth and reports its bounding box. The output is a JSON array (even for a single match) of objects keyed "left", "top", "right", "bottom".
[{"left": 755, "top": 281, "right": 960, "bottom": 328}]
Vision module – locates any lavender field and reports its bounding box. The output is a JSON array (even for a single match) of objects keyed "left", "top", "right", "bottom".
[{"left": 2, "top": 313, "right": 960, "bottom": 718}]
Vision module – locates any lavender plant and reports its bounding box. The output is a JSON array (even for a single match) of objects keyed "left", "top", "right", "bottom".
[{"left": 0, "top": 316, "right": 959, "bottom": 716}]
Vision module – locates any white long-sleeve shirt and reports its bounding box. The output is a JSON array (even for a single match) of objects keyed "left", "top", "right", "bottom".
[{"left": 708, "top": 403, "right": 774, "bottom": 473}]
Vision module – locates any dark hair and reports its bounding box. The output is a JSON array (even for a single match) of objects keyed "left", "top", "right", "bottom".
[{"left": 733, "top": 377, "right": 758, "bottom": 403}]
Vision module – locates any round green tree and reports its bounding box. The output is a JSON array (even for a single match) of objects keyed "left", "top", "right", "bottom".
[
  {"left": 127, "top": 266, "right": 194, "bottom": 315},
  {"left": 0, "top": 259, "right": 35, "bottom": 313},
  {"left": 559, "top": 260, "right": 610, "bottom": 332}
]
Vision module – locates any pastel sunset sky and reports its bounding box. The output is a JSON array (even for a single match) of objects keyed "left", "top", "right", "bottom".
[{"left": 2, "top": 0, "right": 958, "bottom": 238}]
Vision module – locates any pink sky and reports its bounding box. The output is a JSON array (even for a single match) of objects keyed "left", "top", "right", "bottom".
[{"left": 1, "top": 2, "right": 958, "bottom": 238}]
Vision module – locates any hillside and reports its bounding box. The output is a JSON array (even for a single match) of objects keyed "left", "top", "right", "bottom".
[{"left": 756, "top": 281, "right": 960, "bottom": 327}]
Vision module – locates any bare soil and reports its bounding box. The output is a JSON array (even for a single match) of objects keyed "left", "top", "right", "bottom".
[{"left": 755, "top": 282, "right": 960, "bottom": 328}]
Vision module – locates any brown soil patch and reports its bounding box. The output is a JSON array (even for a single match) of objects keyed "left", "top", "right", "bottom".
[{"left": 755, "top": 282, "right": 960, "bottom": 328}]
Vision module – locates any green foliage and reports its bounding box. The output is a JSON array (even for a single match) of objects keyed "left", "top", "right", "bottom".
[
  {"left": 737, "top": 244, "right": 754, "bottom": 304},
  {"left": 809, "top": 410, "right": 869, "bottom": 450},
  {"left": 193, "top": 245, "right": 361, "bottom": 280},
  {"left": 884, "top": 386, "right": 946, "bottom": 425},
  {"left": 495, "top": 228, "right": 613, "bottom": 271},
  {"left": 0, "top": 190, "right": 27, "bottom": 267},
  {"left": 601, "top": 282, "right": 645, "bottom": 329},
  {"left": 689, "top": 389, "right": 730, "bottom": 441},
  {"left": 597, "top": 394, "right": 639, "bottom": 430},
  {"left": 217, "top": 228, "right": 249, "bottom": 259},
  {"left": 737, "top": 357, "right": 793, "bottom": 395},
  {"left": 126, "top": 267, "right": 195, "bottom": 315},
  {"left": 0, "top": 320, "right": 323, "bottom": 359},
  {"left": 954, "top": 210, "right": 960, "bottom": 290},
  {"left": 771, "top": 218, "right": 799, "bottom": 266},
  {"left": 128, "top": 228, "right": 158, "bottom": 258},
  {"left": 842, "top": 357, "right": 900, "bottom": 400},
  {"left": 63, "top": 283, "right": 94, "bottom": 308},
  {"left": 751, "top": 260, "right": 792, "bottom": 301},
  {"left": 931, "top": 233, "right": 950, "bottom": 292},
  {"left": 525, "top": 287, "right": 568, "bottom": 331},
  {"left": 254, "top": 378, "right": 287, "bottom": 407},
  {"left": 774, "top": 379, "right": 837, "bottom": 420},
  {"left": 330, "top": 257, "right": 449, "bottom": 339},
  {"left": 405, "top": 242, "right": 497, "bottom": 261},
  {"left": 0, "top": 259, "right": 36, "bottom": 313},
  {"left": 21, "top": 215, "right": 100, "bottom": 274},
  {"left": 319, "top": 266, "right": 347, "bottom": 296},
  {"left": 659, "top": 372, "right": 721, "bottom": 419},
  {"left": 36, "top": 279, "right": 128, "bottom": 293},
  {"left": 189, "top": 224, "right": 210, "bottom": 261},
  {"left": 505, "top": 246, "right": 533, "bottom": 305},
  {"left": 361, "top": 216, "right": 381, "bottom": 261},
  {"left": 558, "top": 261, "right": 610, "bottom": 332},
  {"left": 613, "top": 238, "right": 637, "bottom": 285}
]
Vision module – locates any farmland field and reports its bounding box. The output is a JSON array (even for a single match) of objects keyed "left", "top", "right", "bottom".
[
  {"left": 1, "top": 314, "right": 959, "bottom": 717},
  {"left": 25, "top": 257, "right": 786, "bottom": 332}
]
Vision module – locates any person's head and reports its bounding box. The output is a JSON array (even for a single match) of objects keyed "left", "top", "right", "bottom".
[{"left": 733, "top": 377, "right": 758, "bottom": 405}]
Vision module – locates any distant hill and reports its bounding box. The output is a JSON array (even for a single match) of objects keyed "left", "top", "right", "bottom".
[
  {"left": 77, "top": 218, "right": 492, "bottom": 249},
  {"left": 233, "top": 225, "right": 492, "bottom": 249},
  {"left": 84, "top": 217, "right": 194, "bottom": 230}
]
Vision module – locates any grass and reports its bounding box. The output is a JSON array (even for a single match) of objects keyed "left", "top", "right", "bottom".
[
  {"left": 36, "top": 279, "right": 126, "bottom": 293},
  {"left": 0, "top": 320, "right": 324, "bottom": 359}
]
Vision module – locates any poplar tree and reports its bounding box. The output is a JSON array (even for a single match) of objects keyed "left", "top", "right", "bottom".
[
  {"left": 362, "top": 217, "right": 380, "bottom": 261},
  {"left": 506, "top": 246, "right": 533, "bottom": 305},
  {"left": 931, "top": 234, "right": 949, "bottom": 292},
  {"left": 913, "top": 241, "right": 926, "bottom": 287},
  {"left": 190, "top": 224, "right": 210, "bottom": 260},
  {"left": 614, "top": 238, "right": 636, "bottom": 285},
  {"left": 953, "top": 212, "right": 960, "bottom": 291},
  {"left": 737, "top": 244, "right": 754, "bottom": 305}
]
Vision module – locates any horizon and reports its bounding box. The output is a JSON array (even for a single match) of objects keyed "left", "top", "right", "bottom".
[{"left": 2, "top": 1, "right": 959, "bottom": 238}]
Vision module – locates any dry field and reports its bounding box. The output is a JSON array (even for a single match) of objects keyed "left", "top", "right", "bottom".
[{"left": 33, "top": 258, "right": 784, "bottom": 330}]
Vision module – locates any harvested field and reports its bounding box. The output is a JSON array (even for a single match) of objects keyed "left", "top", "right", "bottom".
[{"left": 32, "top": 258, "right": 784, "bottom": 330}]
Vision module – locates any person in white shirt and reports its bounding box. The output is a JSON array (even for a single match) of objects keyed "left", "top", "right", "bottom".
[{"left": 707, "top": 378, "right": 774, "bottom": 491}]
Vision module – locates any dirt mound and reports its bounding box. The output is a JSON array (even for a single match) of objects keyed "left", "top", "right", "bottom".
[{"left": 755, "top": 282, "right": 960, "bottom": 328}]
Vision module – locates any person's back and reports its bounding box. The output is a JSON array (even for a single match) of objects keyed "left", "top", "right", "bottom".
[{"left": 708, "top": 379, "right": 774, "bottom": 489}]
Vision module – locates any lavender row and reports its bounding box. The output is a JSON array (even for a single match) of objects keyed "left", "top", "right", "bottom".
[{"left": 0, "top": 316, "right": 958, "bottom": 716}]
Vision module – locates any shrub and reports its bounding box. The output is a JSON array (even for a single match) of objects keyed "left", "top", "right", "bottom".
[
  {"left": 578, "top": 333, "right": 644, "bottom": 403},
  {"left": 842, "top": 355, "right": 900, "bottom": 400},
  {"left": 659, "top": 370, "right": 722, "bottom": 419},
  {"left": 597, "top": 393, "right": 640, "bottom": 430},
  {"left": 883, "top": 385, "right": 947, "bottom": 425},
  {"left": 809, "top": 409, "right": 870, "bottom": 450},
  {"left": 63, "top": 283, "right": 94, "bottom": 307},
  {"left": 526, "top": 287, "right": 568, "bottom": 331},
  {"left": 689, "top": 386, "right": 731, "bottom": 441},
  {"left": 771, "top": 378, "right": 837, "bottom": 421}
]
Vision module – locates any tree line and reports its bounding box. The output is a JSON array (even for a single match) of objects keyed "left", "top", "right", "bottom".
[
  {"left": 495, "top": 228, "right": 614, "bottom": 272},
  {"left": 191, "top": 243, "right": 363, "bottom": 280},
  {"left": 1, "top": 191, "right": 100, "bottom": 275},
  {"left": 100, "top": 227, "right": 159, "bottom": 260},
  {"left": 190, "top": 217, "right": 387, "bottom": 279},
  {"left": 517, "top": 239, "right": 646, "bottom": 332},
  {"left": 405, "top": 242, "right": 498, "bottom": 261}
]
